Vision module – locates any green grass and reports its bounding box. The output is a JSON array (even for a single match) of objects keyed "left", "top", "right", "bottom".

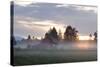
[
  {"left": 14, "top": 55, "right": 97, "bottom": 66},
  {"left": 13, "top": 49, "right": 97, "bottom": 66}
]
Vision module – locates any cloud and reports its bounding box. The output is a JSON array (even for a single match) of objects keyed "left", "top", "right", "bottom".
[
  {"left": 14, "top": 15, "right": 66, "bottom": 37},
  {"left": 73, "top": 5, "right": 97, "bottom": 13},
  {"left": 15, "top": 17, "right": 65, "bottom": 31},
  {"left": 14, "top": 2, "right": 97, "bottom": 37},
  {"left": 56, "top": 4, "right": 69, "bottom": 7},
  {"left": 15, "top": 0, "right": 34, "bottom": 6}
]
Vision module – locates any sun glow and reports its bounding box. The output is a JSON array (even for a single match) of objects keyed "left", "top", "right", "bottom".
[
  {"left": 76, "top": 43, "right": 90, "bottom": 49},
  {"left": 78, "top": 35, "right": 94, "bottom": 40}
]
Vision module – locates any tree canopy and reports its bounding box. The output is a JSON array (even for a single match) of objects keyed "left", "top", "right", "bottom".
[{"left": 64, "top": 25, "right": 78, "bottom": 41}]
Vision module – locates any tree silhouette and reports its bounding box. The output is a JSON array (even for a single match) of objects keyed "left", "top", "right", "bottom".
[
  {"left": 44, "top": 27, "right": 58, "bottom": 44},
  {"left": 32, "top": 36, "right": 35, "bottom": 40},
  {"left": 45, "top": 33, "right": 49, "bottom": 39},
  {"left": 72, "top": 28, "right": 78, "bottom": 40},
  {"left": 94, "top": 32, "right": 97, "bottom": 40},
  {"left": 64, "top": 25, "right": 72, "bottom": 40},
  {"left": 50, "top": 27, "right": 58, "bottom": 40},
  {"left": 27, "top": 35, "right": 31, "bottom": 40},
  {"left": 89, "top": 34, "right": 92, "bottom": 40},
  {"left": 64, "top": 25, "right": 78, "bottom": 41}
]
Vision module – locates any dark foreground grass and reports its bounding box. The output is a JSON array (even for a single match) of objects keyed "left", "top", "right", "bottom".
[
  {"left": 13, "top": 49, "right": 97, "bottom": 66},
  {"left": 14, "top": 55, "right": 97, "bottom": 66}
]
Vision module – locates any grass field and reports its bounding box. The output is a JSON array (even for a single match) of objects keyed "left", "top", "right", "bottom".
[{"left": 13, "top": 48, "right": 97, "bottom": 66}]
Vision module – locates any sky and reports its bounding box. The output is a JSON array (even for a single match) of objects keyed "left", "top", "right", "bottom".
[
  {"left": 14, "top": 0, "right": 98, "bottom": 6},
  {"left": 13, "top": 0, "right": 97, "bottom": 38}
]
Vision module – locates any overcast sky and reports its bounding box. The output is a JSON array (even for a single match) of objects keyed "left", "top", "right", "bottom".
[{"left": 13, "top": 1, "right": 97, "bottom": 38}]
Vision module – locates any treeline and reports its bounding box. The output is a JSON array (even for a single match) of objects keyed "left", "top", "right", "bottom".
[
  {"left": 11, "top": 25, "right": 97, "bottom": 44},
  {"left": 26, "top": 25, "right": 97, "bottom": 42},
  {"left": 43, "top": 25, "right": 97, "bottom": 43},
  {"left": 13, "top": 25, "right": 97, "bottom": 45},
  {"left": 43, "top": 25, "right": 79, "bottom": 43},
  {"left": 15, "top": 25, "right": 97, "bottom": 42}
]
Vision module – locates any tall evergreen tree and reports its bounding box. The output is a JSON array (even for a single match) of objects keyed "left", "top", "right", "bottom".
[
  {"left": 44, "top": 27, "right": 58, "bottom": 44},
  {"left": 50, "top": 27, "right": 58, "bottom": 39},
  {"left": 64, "top": 25, "right": 73, "bottom": 40}
]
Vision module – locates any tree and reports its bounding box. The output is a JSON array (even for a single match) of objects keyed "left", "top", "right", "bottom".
[
  {"left": 94, "top": 32, "right": 97, "bottom": 40},
  {"left": 72, "top": 28, "right": 78, "bottom": 40},
  {"left": 64, "top": 25, "right": 78, "bottom": 41},
  {"left": 45, "top": 33, "right": 49, "bottom": 39},
  {"left": 27, "top": 35, "right": 31, "bottom": 40},
  {"left": 50, "top": 27, "right": 58, "bottom": 40},
  {"left": 64, "top": 25, "right": 72, "bottom": 40},
  {"left": 89, "top": 34, "right": 92, "bottom": 40},
  {"left": 44, "top": 27, "right": 59, "bottom": 44},
  {"left": 32, "top": 36, "right": 35, "bottom": 40}
]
